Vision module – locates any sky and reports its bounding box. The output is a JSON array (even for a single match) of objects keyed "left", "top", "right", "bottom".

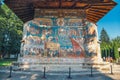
[
  {"left": 0, "top": 0, "right": 4, "bottom": 5},
  {"left": 97, "top": 0, "right": 120, "bottom": 39}
]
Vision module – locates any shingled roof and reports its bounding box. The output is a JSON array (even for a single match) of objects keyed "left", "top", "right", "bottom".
[{"left": 4, "top": 0, "right": 116, "bottom": 23}]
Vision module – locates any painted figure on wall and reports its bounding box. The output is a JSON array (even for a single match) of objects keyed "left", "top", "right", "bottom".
[{"left": 20, "top": 18, "right": 99, "bottom": 58}]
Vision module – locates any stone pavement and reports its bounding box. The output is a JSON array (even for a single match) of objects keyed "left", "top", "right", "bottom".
[
  {"left": 0, "top": 63, "right": 120, "bottom": 80},
  {"left": 0, "top": 71, "right": 120, "bottom": 80}
]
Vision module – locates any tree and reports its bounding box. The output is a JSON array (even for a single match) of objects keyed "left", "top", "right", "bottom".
[
  {"left": 100, "top": 28, "right": 110, "bottom": 43},
  {"left": 111, "top": 36, "right": 120, "bottom": 61},
  {"left": 100, "top": 28, "right": 111, "bottom": 60},
  {"left": 99, "top": 23, "right": 120, "bottom": 62},
  {"left": 0, "top": 4, "right": 23, "bottom": 58}
]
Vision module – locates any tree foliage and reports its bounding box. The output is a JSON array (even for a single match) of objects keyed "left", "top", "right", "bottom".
[
  {"left": 100, "top": 28, "right": 120, "bottom": 61},
  {"left": 111, "top": 37, "right": 120, "bottom": 60},
  {"left": 100, "top": 28, "right": 110, "bottom": 43},
  {"left": 100, "top": 28, "right": 110, "bottom": 55},
  {"left": 0, "top": 4, "right": 23, "bottom": 58}
]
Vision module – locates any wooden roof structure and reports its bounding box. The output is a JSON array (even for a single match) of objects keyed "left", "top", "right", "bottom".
[{"left": 4, "top": 0, "right": 116, "bottom": 23}]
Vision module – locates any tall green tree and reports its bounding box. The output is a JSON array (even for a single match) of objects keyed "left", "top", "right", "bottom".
[
  {"left": 100, "top": 28, "right": 110, "bottom": 43},
  {"left": 100, "top": 28, "right": 110, "bottom": 50},
  {"left": 0, "top": 4, "right": 23, "bottom": 58},
  {"left": 100, "top": 28, "right": 120, "bottom": 62},
  {"left": 100, "top": 28, "right": 111, "bottom": 60},
  {"left": 111, "top": 36, "right": 120, "bottom": 61}
]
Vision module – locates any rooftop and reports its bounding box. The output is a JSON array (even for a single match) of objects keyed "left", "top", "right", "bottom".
[{"left": 4, "top": 0, "right": 116, "bottom": 23}]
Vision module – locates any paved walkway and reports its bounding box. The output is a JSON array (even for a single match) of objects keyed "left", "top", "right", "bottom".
[
  {"left": 0, "top": 63, "right": 120, "bottom": 80},
  {"left": 0, "top": 71, "right": 120, "bottom": 80}
]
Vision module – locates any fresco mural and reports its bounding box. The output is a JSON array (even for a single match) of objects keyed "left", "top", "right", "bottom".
[{"left": 20, "top": 18, "right": 99, "bottom": 58}]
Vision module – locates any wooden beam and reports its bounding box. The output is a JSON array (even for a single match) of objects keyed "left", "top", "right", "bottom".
[
  {"left": 86, "top": 11, "right": 107, "bottom": 19},
  {"left": 59, "top": 0, "right": 62, "bottom": 8},
  {"left": 89, "top": 8, "right": 110, "bottom": 13},
  {"left": 61, "top": 2, "right": 73, "bottom": 7},
  {"left": 76, "top": 2, "right": 88, "bottom": 7},
  {"left": 87, "top": 17, "right": 99, "bottom": 22},
  {"left": 87, "top": 17, "right": 98, "bottom": 23},
  {"left": 71, "top": 0, "right": 77, "bottom": 8},
  {"left": 91, "top": 7, "right": 113, "bottom": 11},
  {"left": 86, "top": 13, "right": 104, "bottom": 19},
  {"left": 87, "top": 16, "right": 101, "bottom": 22},
  {"left": 90, "top": 6, "right": 114, "bottom": 10},
  {"left": 92, "top": 1, "right": 116, "bottom": 6},
  {"left": 87, "top": 18, "right": 96, "bottom": 23},
  {"left": 86, "top": 15, "right": 99, "bottom": 21},
  {"left": 86, "top": 9, "right": 106, "bottom": 14}
]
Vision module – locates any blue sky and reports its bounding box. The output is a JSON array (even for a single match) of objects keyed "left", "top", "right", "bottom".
[{"left": 97, "top": 0, "right": 120, "bottom": 39}]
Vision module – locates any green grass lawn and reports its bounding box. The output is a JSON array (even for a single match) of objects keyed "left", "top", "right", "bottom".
[{"left": 0, "top": 58, "right": 17, "bottom": 66}]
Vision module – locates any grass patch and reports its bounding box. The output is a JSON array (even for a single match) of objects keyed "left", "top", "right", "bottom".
[{"left": 0, "top": 58, "right": 17, "bottom": 66}]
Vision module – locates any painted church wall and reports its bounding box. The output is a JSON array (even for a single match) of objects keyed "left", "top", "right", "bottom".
[{"left": 20, "top": 18, "right": 99, "bottom": 58}]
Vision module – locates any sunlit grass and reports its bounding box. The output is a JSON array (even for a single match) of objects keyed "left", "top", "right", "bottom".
[
  {"left": 0, "top": 61, "right": 12, "bottom": 66},
  {"left": 0, "top": 59, "right": 17, "bottom": 66}
]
